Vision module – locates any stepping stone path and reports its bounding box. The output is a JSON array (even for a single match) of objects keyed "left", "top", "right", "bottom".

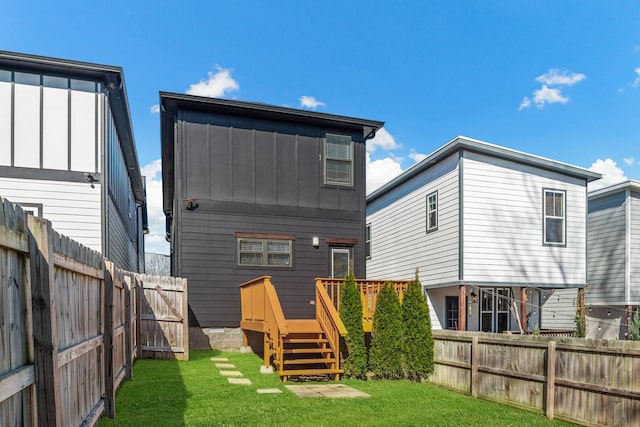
[
  {"left": 256, "top": 388, "right": 283, "bottom": 394},
  {"left": 211, "top": 357, "right": 253, "bottom": 385},
  {"left": 285, "top": 384, "right": 370, "bottom": 399}
]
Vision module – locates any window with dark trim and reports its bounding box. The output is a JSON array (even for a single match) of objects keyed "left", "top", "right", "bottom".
[
  {"left": 324, "top": 134, "right": 353, "bottom": 186},
  {"left": 237, "top": 238, "right": 292, "bottom": 267},
  {"left": 445, "top": 296, "right": 459, "bottom": 330},
  {"left": 426, "top": 191, "right": 438, "bottom": 232},
  {"left": 543, "top": 189, "right": 565, "bottom": 245},
  {"left": 365, "top": 223, "right": 371, "bottom": 259}
]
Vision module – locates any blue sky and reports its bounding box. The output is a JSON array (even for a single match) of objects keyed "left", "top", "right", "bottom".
[{"left": 2, "top": 1, "right": 639, "bottom": 253}]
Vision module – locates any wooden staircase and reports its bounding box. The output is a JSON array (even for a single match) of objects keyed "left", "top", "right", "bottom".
[
  {"left": 239, "top": 277, "right": 346, "bottom": 381},
  {"left": 275, "top": 320, "right": 341, "bottom": 381}
]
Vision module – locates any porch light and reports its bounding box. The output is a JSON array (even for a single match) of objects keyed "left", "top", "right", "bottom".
[
  {"left": 312, "top": 236, "right": 319, "bottom": 247},
  {"left": 470, "top": 290, "right": 477, "bottom": 304}
]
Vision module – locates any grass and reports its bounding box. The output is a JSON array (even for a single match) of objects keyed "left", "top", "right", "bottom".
[{"left": 100, "top": 350, "right": 575, "bottom": 427}]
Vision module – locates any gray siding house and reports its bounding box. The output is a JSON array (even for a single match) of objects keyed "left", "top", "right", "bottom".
[
  {"left": 367, "top": 136, "right": 600, "bottom": 333},
  {"left": 160, "top": 93, "right": 382, "bottom": 328},
  {"left": 0, "top": 51, "right": 147, "bottom": 272},
  {"left": 586, "top": 180, "right": 640, "bottom": 339}
]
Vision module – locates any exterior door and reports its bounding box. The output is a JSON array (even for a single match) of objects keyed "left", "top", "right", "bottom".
[
  {"left": 330, "top": 248, "right": 350, "bottom": 279},
  {"left": 480, "top": 288, "right": 511, "bottom": 332},
  {"left": 445, "top": 296, "right": 459, "bottom": 330}
]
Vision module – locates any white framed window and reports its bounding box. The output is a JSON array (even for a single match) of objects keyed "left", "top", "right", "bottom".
[
  {"left": 238, "top": 238, "right": 292, "bottom": 267},
  {"left": 324, "top": 134, "right": 353, "bottom": 186},
  {"left": 426, "top": 191, "right": 438, "bottom": 232},
  {"left": 543, "top": 189, "right": 565, "bottom": 245},
  {"left": 365, "top": 223, "right": 371, "bottom": 259},
  {"left": 331, "top": 248, "right": 350, "bottom": 279}
]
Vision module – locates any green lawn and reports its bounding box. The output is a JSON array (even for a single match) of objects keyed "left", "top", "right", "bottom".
[{"left": 100, "top": 350, "right": 574, "bottom": 427}]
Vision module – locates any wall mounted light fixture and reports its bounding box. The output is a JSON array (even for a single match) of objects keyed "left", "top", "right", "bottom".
[
  {"left": 183, "top": 197, "right": 199, "bottom": 211},
  {"left": 312, "top": 236, "right": 320, "bottom": 247},
  {"left": 470, "top": 290, "right": 478, "bottom": 304}
]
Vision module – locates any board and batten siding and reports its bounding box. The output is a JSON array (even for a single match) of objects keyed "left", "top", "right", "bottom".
[
  {"left": 366, "top": 152, "right": 459, "bottom": 285},
  {"left": 586, "top": 191, "right": 627, "bottom": 305},
  {"left": 177, "top": 208, "right": 364, "bottom": 327},
  {"left": 0, "top": 176, "right": 101, "bottom": 250},
  {"left": 178, "top": 114, "right": 365, "bottom": 213},
  {"left": 107, "top": 201, "right": 139, "bottom": 272},
  {"left": 461, "top": 151, "right": 587, "bottom": 285},
  {"left": 630, "top": 190, "right": 640, "bottom": 303}
]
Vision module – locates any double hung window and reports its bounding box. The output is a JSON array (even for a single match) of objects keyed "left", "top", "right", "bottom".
[
  {"left": 543, "top": 190, "right": 565, "bottom": 245},
  {"left": 324, "top": 134, "right": 353, "bottom": 186},
  {"left": 426, "top": 191, "right": 438, "bottom": 232}
]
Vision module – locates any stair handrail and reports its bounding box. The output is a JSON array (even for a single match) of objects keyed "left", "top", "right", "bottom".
[
  {"left": 239, "top": 276, "right": 288, "bottom": 366},
  {"left": 315, "top": 280, "right": 347, "bottom": 363}
]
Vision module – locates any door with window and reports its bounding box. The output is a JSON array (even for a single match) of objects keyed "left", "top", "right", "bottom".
[
  {"left": 445, "top": 296, "right": 459, "bottom": 330},
  {"left": 330, "top": 248, "right": 351, "bottom": 279},
  {"left": 480, "top": 288, "right": 511, "bottom": 332}
]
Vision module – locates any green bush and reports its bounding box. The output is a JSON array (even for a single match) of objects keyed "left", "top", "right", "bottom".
[
  {"left": 339, "top": 270, "right": 367, "bottom": 378},
  {"left": 574, "top": 288, "right": 586, "bottom": 338},
  {"left": 402, "top": 270, "right": 434, "bottom": 380},
  {"left": 630, "top": 309, "right": 640, "bottom": 341},
  {"left": 369, "top": 283, "right": 403, "bottom": 379}
]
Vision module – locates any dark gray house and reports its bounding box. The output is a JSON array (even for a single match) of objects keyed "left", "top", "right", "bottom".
[
  {"left": 161, "top": 93, "right": 382, "bottom": 328},
  {"left": 0, "top": 51, "right": 147, "bottom": 272}
]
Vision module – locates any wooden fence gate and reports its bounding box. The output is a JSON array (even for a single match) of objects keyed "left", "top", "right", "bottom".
[{"left": 139, "top": 275, "right": 189, "bottom": 360}]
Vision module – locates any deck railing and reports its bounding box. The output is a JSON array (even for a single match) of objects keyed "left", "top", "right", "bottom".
[
  {"left": 315, "top": 281, "right": 347, "bottom": 371},
  {"left": 316, "top": 278, "right": 411, "bottom": 331},
  {"left": 239, "top": 276, "right": 288, "bottom": 367}
]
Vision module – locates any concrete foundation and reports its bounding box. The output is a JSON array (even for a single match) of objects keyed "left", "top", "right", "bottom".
[{"left": 189, "top": 327, "right": 244, "bottom": 350}]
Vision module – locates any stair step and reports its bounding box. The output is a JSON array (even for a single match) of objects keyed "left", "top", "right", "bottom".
[
  {"left": 279, "top": 368, "right": 343, "bottom": 376},
  {"left": 283, "top": 358, "right": 336, "bottom": 365},
  {"left": 284, "top": 338, "right": 328, "bottom": 344},
  {"left": 283, "top": 348, "right": 331, "bottom": 354}
]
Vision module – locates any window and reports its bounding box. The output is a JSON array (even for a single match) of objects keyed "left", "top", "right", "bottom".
[
  {"left": 324, "top": 134, "right": 353, "bottom": 185},
  {"left": 543, "top": 190, "right": 565, "bottom": 245},
  {"left": 445, "top": 296, "right": 459, "bottom": 330},
  {"left": 365, "top": 223, "right": 371, "bottom": 259},
  {"left": 426, "top": 191, "right": 438, "bottom": 232},
  {"left": 331, "top": 248, "right": 350, "bottom": 278},
  {"left": 238, "top": 238, "right": 292, "bottom": 267}
]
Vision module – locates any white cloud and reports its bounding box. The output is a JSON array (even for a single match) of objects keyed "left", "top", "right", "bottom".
[
  {"left": 408, "top": 149, "right": 427, "bottom": 163},
  {"left": 532, "top": 85, "right": 569, "bottom": 108},
  {"left": 623, "top": 156, "right": 635, "bottom": 166},
  {"left": 141, "top": 159, "right": 169, "bottom": 254},
  {"left": 588, "top": 158, "right": 628, "bottom": 191},
  {"left": 186, "top": 66, "right": 239, "bottom": 98},
  {"left": 518, "top": 96, "right": 532, "bottom": 111},
  {"left": 535, "top": 69, "right": 586, "bottom": 86},
  {"left": 299, "top": 96, "right": 325, "bottom": 110},
  {"left": 150, "top": 104, "right": 160, "bottom": 114},
  {"left": 366, "top": 152, "right": 404, "bottom": 195},
  {"left": 367, "top": 128, "right": 399, "bottom": 153},
  {"left": 633, "top": 67, "right": 640, "bottom": 88}
]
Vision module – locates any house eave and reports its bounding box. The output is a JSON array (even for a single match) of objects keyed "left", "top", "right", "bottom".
[
  {"left": 0, "top": 50, "right": 145, "bottom": 204},
  {"left": 367, "top": 136, "right": 602, "bottom": 203},
  {"left": 160, "top": 91, "right": 384, "bottom": 214},
  {"left": 588, "top": 179, "right": 640, "bottom": 201}
]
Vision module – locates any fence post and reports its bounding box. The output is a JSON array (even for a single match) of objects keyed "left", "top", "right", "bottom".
[
  {"left": 135, "top": 275, "right": 142, "bottom": 360},
  {"left": 471, "top": 335, "right": 479, "bottom": 398},
  {"left": 124, "top": 274, "right": 132, "bottom": 380},
  {"left": 27, "top": 216, "right": 61, "bottom": 427},
  {"left": 182, "top": 278, "right": 189, "bottom": 361},
  {"left": 545, "top": 340, "right": 556, "bottom": 420},
  {"left": 103, "top": 261, "right": 115, "bottom": 419}
]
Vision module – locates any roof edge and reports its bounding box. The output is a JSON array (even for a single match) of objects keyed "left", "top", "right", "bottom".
[
  {"left": 588, "top": 179, "right": 640, "bottom": 199},
  {"left": 367, "top": 136, "right": 602, "bottom": 203}
]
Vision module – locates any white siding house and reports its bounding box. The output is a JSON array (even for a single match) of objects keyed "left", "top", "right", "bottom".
[
  {"left": 367, "top": 136, "right": 600, "bottom": 333},
  {"left": 586, "top": 180, "right": 640, "bottom": 339},
  {"left": 0, "top": 51, "right": 147, "bottom": 272}
]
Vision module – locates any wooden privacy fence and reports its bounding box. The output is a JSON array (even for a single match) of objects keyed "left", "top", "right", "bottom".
[
  {"left": 0, "top": 199, "right": 188, "bottom": 426},
  {"left": 431, "top": 330, "right": 640, "bottom": 426}
]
